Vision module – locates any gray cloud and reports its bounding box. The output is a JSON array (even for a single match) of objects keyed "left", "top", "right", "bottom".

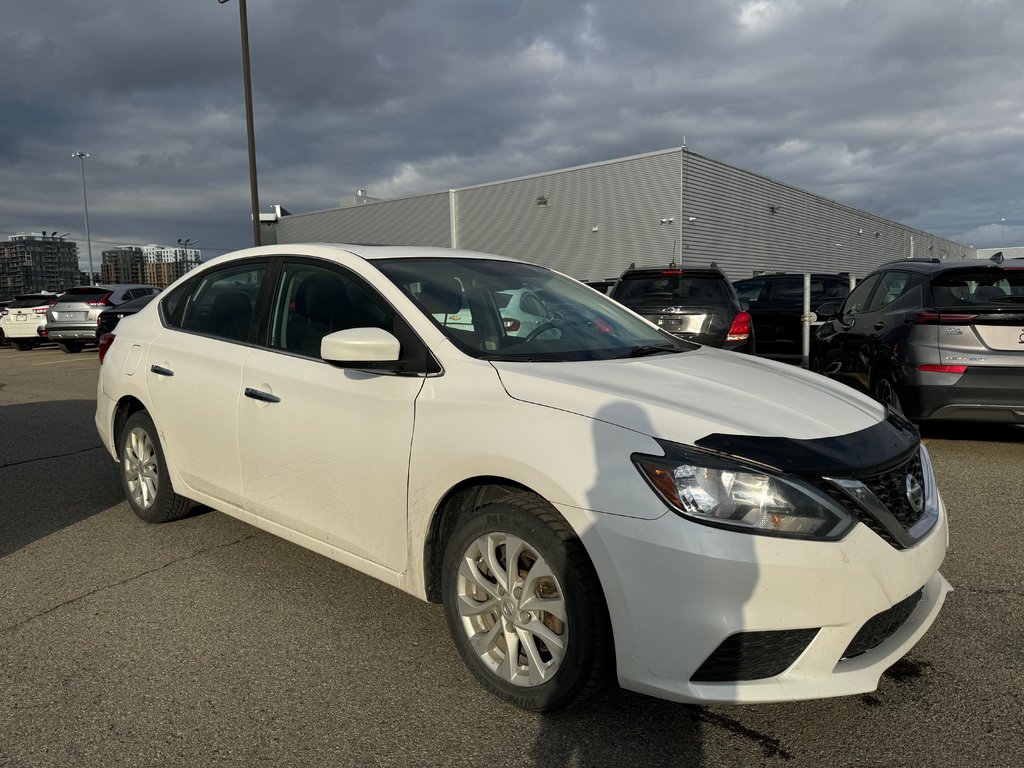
[{"left": 2, "top": 0, "right": 1023, "bottom": 269}]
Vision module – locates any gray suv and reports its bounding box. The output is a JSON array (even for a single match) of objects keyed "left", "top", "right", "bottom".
[
  {"left": 46, "top": 284, "right": 160, "bottom": 353},
  {"left": 814, "top": 254, "right": 1024, "bottom": 421}
]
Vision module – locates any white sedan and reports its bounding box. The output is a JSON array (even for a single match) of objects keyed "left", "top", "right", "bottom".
[{"left": 95, "top": 244, "right": 950, "bottom": 711}]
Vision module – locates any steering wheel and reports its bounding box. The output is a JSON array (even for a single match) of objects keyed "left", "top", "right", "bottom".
[{"left": 523, "top": 321, "right": 560, "bottom": 342}]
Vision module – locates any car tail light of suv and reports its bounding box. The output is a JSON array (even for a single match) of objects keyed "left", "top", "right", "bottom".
[
  {"left": 88, "top": 292, "right": 115, "bottom": 307},
  {"left": 726, "top": 311, "right": 752, "bottom": 342}
]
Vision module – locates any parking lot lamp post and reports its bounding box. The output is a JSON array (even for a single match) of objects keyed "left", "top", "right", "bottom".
[
  {"left": 218, "top": 0, "right": 262, "bottom": 246},
  {"left": 72, "top": 151, "right": 94, "bottom": 284}
]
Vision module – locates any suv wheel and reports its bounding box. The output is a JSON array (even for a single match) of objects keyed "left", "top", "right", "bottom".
[
  {"left": 872, "top": 370, "right": 904, "bottom": 415},
  {"left": 441, "top": 493, "right": 612, "bottom": 712}
]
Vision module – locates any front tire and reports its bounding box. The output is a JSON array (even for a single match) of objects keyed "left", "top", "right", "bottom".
[
  {"left": 119, "top": 411, "right": 192, "bottom": 524},
  {"left": 441, "top": 493, "right": 612, "bottom": 711}
]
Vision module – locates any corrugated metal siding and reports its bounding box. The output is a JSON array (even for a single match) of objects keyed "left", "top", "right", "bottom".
[
  {"left": 681, "top": 150, "right": 971, "bottom": 280},
  {"left": 272, "top": 147, "right": 972, "bottom": 281},
  {"left": 455, "top": 150, "right": 682, "bottom": 280},
  {"left": 276, "top": 192, "right": 451, "bottom": 247}
]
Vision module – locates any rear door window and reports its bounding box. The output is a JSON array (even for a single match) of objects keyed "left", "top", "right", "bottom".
[
  {"left": 864, "top": 271, "right": 913, "bottom": 313},
  {"left": 171, "top": 261, "right": 267, "bottom": 342}
]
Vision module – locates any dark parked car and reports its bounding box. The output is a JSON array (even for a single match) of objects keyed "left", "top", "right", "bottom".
[
  {"left": 814, "top": 255, "right": 1024, "bottom": 421},
  {"left": 608, "top": 263, "right": 753, "bottom": 352},
  {"left": 734, "top": 273, "right": 851, "bottom": 361},
  {"left": 96, "top": 294, "right": 158, "bottom": 339}
]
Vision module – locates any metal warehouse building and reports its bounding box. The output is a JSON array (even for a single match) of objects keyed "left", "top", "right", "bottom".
[{"left": 265, "top": 146, "right": 973, "bottom": 281}]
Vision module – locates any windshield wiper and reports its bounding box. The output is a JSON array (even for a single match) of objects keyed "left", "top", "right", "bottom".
[{"left": 620, "top": 344, "right": 679, "bottom": 358}]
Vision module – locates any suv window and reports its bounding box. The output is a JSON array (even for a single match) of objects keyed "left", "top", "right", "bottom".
[
  {"left": 613, "top": 271, "right": 733, "bottom": 305},
  {"left": 8, "top": 295, "right": 54, "bottom": 308},
  {"left": 59, "top": 287, "right": 110, "bottom": 301},
  {"left": 865, "top": 271, "right": 913, "bottom": 312},
  {"left": 931, "top": 267, "right": 1024, "bottom": 306},
  {"left": 174, "top": 262, "right": 266, "bottom": 342},
  {"left": 841, "top": 273, "right": 882, "bottom": 316},
  {"left": 734, "top": 279, "right": 767, "bottom": 302}
]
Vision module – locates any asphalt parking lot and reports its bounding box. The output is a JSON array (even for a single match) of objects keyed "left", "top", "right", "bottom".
[{"left": 1, "top": 345, "right": 1022, "bottom": 768}]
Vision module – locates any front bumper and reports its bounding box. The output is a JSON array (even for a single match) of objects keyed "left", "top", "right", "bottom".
[
  {"left": 901, "top": 366, "right": 1024, "bottom": 422},
  {"left": 565, "top": 499, "right": 949, "bottom": 704}
]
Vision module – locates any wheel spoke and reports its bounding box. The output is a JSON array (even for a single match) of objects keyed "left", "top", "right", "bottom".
[
  {"left": 481, "top": 533, "right": 511, "bottom": 592},
  {"left": 518, "top": 594, "right": 567, "bottom": 623},
  {"left": 456, "top": 591, "right": 498, "bottom": 617},
  {"left": 458, "top": 550, "right": 501, "bottom": 601},
  {"left": 518, "top": 628, "right": 552, "bottom": 684}
]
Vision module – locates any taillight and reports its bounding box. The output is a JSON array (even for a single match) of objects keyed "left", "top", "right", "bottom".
[
  {"left": 98, "top": 333, "right": 116, "bottom": 364},
  {"left": 727, "top": 311, "right": 752, "bottom": 342},
  {"left": 33, "top": 307, "right": 47, "bottom": 315},
  {"left": 503, "top": 317, "right": 521, "bottom": 332},
  {"left": 912, "top": 311, "right": 978, "bottom": 324},
  {"left": 918, "top": 364, "right": 968, "bottom": 374},
  {"left": 39, "top": 328, "right": 48, "bottom": 338},
  {"left": 88, "top": 293, "right": 114, "bottom": 307}
]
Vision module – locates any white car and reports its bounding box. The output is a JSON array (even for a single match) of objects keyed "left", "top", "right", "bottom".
[
  {"left": 0, "top": 292, "right": 57, "bottom": 350},
  {"left": 95, "top": 244, "right": 950, "bottom": 712}
]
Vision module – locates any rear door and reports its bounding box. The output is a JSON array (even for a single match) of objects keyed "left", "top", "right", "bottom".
[{"left": 146, "top": 259, "right": 269, "bottom": 509}]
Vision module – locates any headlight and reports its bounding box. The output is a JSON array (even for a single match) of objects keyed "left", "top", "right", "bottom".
[{"left": 633, "top": 445, "right": 855, "bottom": 541}]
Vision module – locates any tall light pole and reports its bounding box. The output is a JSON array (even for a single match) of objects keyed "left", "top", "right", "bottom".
[
  {"left": 72, "top": 151, "right": 94, "bottom": 283},
  {"left": 218, "top": 0, "right": 261, "bottom": 246},
  {"left": 1001, "top": 217, "right": 1006, "bottom": 247}
]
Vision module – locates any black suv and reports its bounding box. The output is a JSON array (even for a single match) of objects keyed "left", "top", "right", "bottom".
[
  {"left": 734, "top": 273, "right": 851, "bottom": 361},
  {"left": 814, "top": 255, "right": 1024, "bottom": 422},
  {"left": 609, "top": 263, "right": 753, "bottom": 352}
]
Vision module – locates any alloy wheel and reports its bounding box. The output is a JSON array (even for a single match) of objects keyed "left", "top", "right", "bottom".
[
  {"left": 124, "top": 427, "right": 159, "bottom": 510},
  {"left": 455, "top": 531, "right": 568, "bottom": 687}
]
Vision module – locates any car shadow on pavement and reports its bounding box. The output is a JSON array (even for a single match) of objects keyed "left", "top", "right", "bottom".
[{"left": 0, "top": 399, "right": 128, "bottom": 557}]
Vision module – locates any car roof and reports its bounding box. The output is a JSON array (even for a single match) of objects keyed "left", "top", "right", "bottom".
[
  {"left": 871, "top": 257, "right": 1013, "bottom": 275},
  {"left": 618, "top": 263, "right": 725, "bottom": 275},
  {"left": 734, "top": 272, "right": 850, "bottom": 281}
]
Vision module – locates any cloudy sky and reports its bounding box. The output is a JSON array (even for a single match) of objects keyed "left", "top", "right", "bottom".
[{"left": 2, "top": 0, "right": 1022, "bottom": 269}]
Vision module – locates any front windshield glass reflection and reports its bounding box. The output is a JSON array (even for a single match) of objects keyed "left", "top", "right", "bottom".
[{"left": 375, "top": 257, "right": 695, "bottom": 362}]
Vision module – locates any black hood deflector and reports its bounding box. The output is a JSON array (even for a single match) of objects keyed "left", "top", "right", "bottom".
[{"left": 695, "top": 411, "right": 919, "bottom": 476}]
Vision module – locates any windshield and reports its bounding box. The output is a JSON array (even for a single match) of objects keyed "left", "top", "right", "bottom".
[
  {"left": 931, "top": 267, "right": 1024, "bottom": 307},
  {"left": 375, "top": 257, "right": 694, "bottom": 361},
  {"left": 612, "top": 271, "right": 734, "bottom": 307}
]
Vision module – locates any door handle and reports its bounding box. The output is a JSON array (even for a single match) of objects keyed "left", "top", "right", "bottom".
[
  {"left": 244, "top": 387, "right": 281, "bottom": 404},
  {"left": 150, "top": 365, "right": 174, "bottom": 377},
  {"left": 873, "top": 321, "right": 885, "bottom": 331}
]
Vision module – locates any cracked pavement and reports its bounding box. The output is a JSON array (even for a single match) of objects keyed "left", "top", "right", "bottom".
[{"left": 1, "top": 346, "right": 1022, "bottom": 768}]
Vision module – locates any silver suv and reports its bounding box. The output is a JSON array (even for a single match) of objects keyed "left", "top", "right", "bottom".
[
  {"left": 46, "top": 284, "right": 160, "bottom": 353},
  {"left": 815, "top": 254, "right": 1024, "bottom": 421}
]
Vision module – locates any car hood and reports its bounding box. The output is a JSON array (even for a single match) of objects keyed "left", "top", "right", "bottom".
[{"left": 491, "top": 347, "right": 884, "bottom": 444}]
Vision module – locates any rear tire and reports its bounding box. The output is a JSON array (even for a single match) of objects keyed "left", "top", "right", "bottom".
[
  {"left": 119, "top": 411, "right": 192, "bottom": 524},
  {"left": 441, "top": 493, "right": 613, "bottom": 712},
  {"left": 872, "top": 369, "right": 904, "bottom": 416},
  {"left": 58, "top": 342, "right": 85, "bottom": 353}
]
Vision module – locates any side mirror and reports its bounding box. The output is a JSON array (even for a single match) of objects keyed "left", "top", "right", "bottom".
[
  {"left": 814, "top": 301, "right": 840, "bottom": 320},
  {"left": 321, "top": 327, "right": 401, "bottom": 368}
]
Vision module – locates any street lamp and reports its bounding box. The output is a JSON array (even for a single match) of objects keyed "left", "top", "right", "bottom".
[
  {"left": 1001, "top": 217, "right": 1006, "bottom": 246},
  {"left": 218, "top": 0, "right": 262, "bottom": 246},
  {"left": 72, "top": 151, "right": 94, "bottom": 284}
]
